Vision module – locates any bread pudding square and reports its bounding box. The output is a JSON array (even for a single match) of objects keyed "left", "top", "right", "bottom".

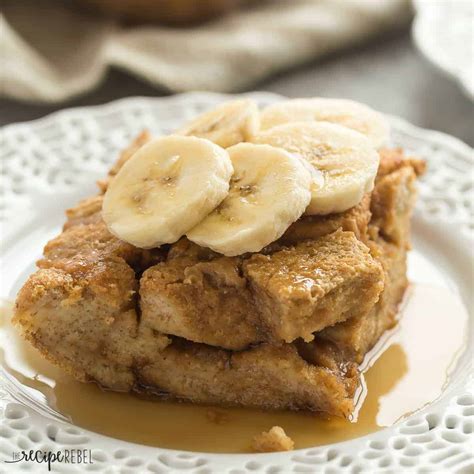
[
  {"left": 13, "top": 100, "right": 425, "bottom": 420},
  {"left": 243, "top": 230, "right": 384, "bottom": 343}
]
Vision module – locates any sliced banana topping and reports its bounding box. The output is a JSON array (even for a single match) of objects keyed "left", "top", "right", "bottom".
[
  {"left": 102, "top": 136, "right": 233, "bottom": 248},
  {"left": 260, "top": 98, "right": 390, "bottom": 149},
  {"left": 253, "top": 122, "right": 380, "bottom": 215},
  {"left": 176, "top": 99, "right": 260, "bottom": 148},
  {"left": 187, "top": 143, "right": 312, "bottom": 256},
  {"left": 102, "top": 98, "right": 385, "bottom": 255}
]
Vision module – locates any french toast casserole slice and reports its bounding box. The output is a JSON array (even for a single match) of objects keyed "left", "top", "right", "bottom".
[{"left": 14, "top": 134, "right": 425, "bottom": 418}]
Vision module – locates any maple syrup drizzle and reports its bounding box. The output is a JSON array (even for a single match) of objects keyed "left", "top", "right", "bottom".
[{"left": 0, "top": 284, "right": 468, "bottom": 453}]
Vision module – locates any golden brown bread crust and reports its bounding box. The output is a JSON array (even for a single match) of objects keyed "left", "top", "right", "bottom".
[
  {"left": 140, "top": 251, "right": 261, "bottom": 350},
  {"left": 15, "top": 261, "right": 170, "bottom": 391},
  {"left": 64, "top": 195, "right": 104, "bottom": 228},
  {"left": 279, "top": 194, "right": 371, "bottom": 246},
  {"left": 138, "top": 340, "right": 358, "bottom": 416},
  {"left": 317, "top": 237, "right": 407, "bottom": 362},
  {"left": 243, "top": 231, "right": 384, "bottom": 344},
  {"left": 40, "top": 221, "right": 141, "bottom": 270},
  {"left": 13, "top": 137, "right": 423, "bottom": 418},
  {"left": 371, "top": 167, "right": 417, "bottom": 247}
]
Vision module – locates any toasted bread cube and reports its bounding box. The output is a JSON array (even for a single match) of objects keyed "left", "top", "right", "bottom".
[
  {"left": 318, "top": 238, "right": 407, "bottom": 362},
  {"left": 244, "top": 230, "right": 384, "bottom": 343},
  {"left": 140, "top": 246, "right": 261, "bottom": 350}
]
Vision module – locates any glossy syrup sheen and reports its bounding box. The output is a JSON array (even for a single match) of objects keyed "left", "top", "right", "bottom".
[{"left": 0, "top": 284, "right": 468, "bottom": 453}]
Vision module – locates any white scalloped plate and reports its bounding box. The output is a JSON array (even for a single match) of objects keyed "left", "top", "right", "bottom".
[
  {"left": 412, "top": 0, "right": 474, "bottom": 100},
  {"left": 0, "top": 93, "right": 473, "bottom": 473}
]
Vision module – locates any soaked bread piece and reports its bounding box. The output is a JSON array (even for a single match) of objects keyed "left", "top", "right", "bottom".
[
  {"left": 252, "top": 426, "right": 295, "bottom": 452},
  {"left": 15, "top": 261, "right": 170, "bottom": 391},
  {"left": 61, "top": 197, "right": 166, "bottom": 271},
  {"left": 278, "top": 194, "right": 371, "bottom": 246},
  {"left": 138, "top": 339, "right": 358, "bottom": 417},
  {"left": 141, "top": 251, "right": 260, "bottom": 350},
  {"left": 141, "top": 230, "right": 383, "bottom": 349},
  {"left": 316, "top": 237, "right": 407, "bottom": 363},
  {"left": 39, "top": 221, "right": 142, "bottom": 270},
  {"left": 371, "top": 167, "right": 417, "bottom": 247},
  {"left": 243, "top": 231, "right": 384, "bottom": 344},
  {"left": 15, "top": 204, "right": 170, "bottom": 390}
]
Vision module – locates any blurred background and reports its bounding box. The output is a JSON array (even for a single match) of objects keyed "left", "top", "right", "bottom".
[{"left": 1, "top": 0, "right": 473, "bottom": 144}]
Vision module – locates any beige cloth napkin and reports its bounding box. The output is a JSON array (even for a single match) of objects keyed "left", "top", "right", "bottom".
[{"left": 1, "top": 0, "right": 412, "bottom": 103}]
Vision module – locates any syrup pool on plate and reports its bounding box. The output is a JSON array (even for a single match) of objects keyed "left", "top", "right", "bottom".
[{"left": 0, "top": 284, "right": 468, "bottom": 453}]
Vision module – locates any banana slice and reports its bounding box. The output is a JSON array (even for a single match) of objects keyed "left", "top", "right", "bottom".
[
  {"left": 187, "top": 143, "right": 312, "bottom": 256},
  {"left": 253, "top": 122, "right": 379, "bottom": 215},
  {"left": 176, "top": 99, "right": 260, "bottom": 148},
  {"left": 102, "top": 136, "right": 233, "bottom": 248},
  {"left": 260, "top": 98, "right": 390, "bottom": 148}
]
